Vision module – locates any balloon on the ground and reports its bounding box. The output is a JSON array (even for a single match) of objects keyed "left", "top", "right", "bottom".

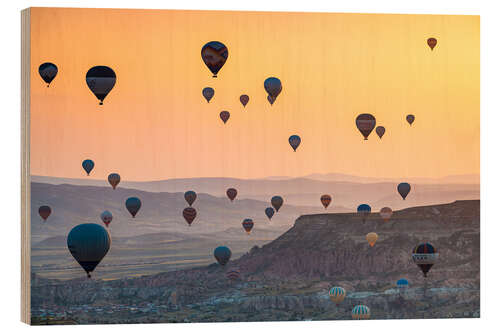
[
  {"left": 39, "top": 205, "right": 51, "bottom": 221},
  {"left": 82, "top": 159, "right": 95, "bottom": 176},
  {"left": 352, "top": 305, "right": 370, "bottom": 319},
  {"left": 108, "top": 173, "right": 120, "bottom": 190},
  {"left": 265, "top": 207, "right": 275, "bottom": 220},
  {"left": 329, "top": 286, "right": 346, "bottom": 305},
  {"left": 366, "top": 232, "right": 378, "bottom": 247},
  {"left": 125, "top": 197, "right": 141, "bottom": 218},
  {"left": 39, "top": 62, "right": 58, "bottom": 87},
  {"left": 184, "top": 191, "right": 197, "bottom": 206},
  {"left": 271, "top": 196, "right": 284, "bottom": 212},
  {"left": 380, "top": 207, "right": 393, "bottom": 222},
  {"left": 100, "top": 210, "right": 113, "bottom": 228},
  {"left": 397, "top": 182, "right": 411, "bottom": 200},
  {"left": 67, "top": 223, "right": 111, "bottom": 278},
  {"left": 240, "top": 95, "right": 249, "bottom": 107},
  {"left": 201, "top": 41, "right": 228, "bottom": 78},
  {"left": 427, "top": 38, "right": 437, "bottom": 50},
  {"left": 220, "top": 111, "right": 230, "bottom": 124},
  {"left": 214, "top": 246, "right": 231, "bottom": 266},
  {"left": 183, "top": 207, "right": 197, "bottom": 226},
  {"left": 320, "top": 194, "right": 332, "bottom": 209},
  {"left": 288, "top": 135, "right": 301, "bottom": 152},
  {"left": 376, "top": 126, "right": 385, "bottom": 139},
  {"left": 242, "top": 218, "right": 254, "bottom": 234},
  {"left": 406, "top": 114, "right": 415, "bottom": 125},
  {"left": 412, "top": 243, "right": 438, "bottom": 277},
  {"left": 86, "top": 66, "right": 116, "bottom": 105}
]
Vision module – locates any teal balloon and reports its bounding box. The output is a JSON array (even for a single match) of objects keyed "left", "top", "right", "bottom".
[
  {"left": 82, "top": 159, "right": 95, "bottom": 176},
  {"left": 125, "top": 197, "right": 142, "bottom": 218},
  {"left": 265, "top": 207, "right": 275, "bottom": 220},
  {"left": 214, "top": 246, "right": 231, "bottom": 266},
  {"left": 264, "top": 77, "right": 282, "bottom": 98}
]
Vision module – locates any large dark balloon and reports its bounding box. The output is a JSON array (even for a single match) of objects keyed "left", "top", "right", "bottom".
[
  {"left": 355, "top": 114, "right": 376, "bottom": 140},
  {"left": 265, "top": 207, "right": 275, "bottom": 220},
  {"left": 100, "top": 210, "right": 113, "bottom": 228},
  {"left": 357, "top": 204, "right": 371, "bottom": 222},
  {"left": 82, "top": 159, "right": 95, "bottom": 176},
  {"left": 86, "top": 66, "right": 116, "bottom": 105},
  {"left": 183, "top": 207, "right": 197, "bottom": 226},
  {"left": 412, "top": 243, "right": 438, "bottom": 277},
  {"left": 264, "top": 77, "right": 282, "bottom": 100},
  {"left": 125, "top": 197, "right": 141, "bottom": 218},
  {"left": 406, "top": 114, "right": 415, "bottom": 126},
  {"left": 202, "top": 87, "right": 214, "bottom": 103},
  {"left": 320, "top": 194, "right": 332, "bottom": 209},
  {"left": 214, "top": 246, "right": 232, "bottom": 266},
  {"left": 67, "top": 223, "right": 111, "bottom": 278},
  {"left": 38, "top": 205, "right": 51, "bottom": 221},
  {"left": 271, "top": 196, "right": 284, "bottom": 212},
  {"left": 220, "top": 111, "right": 230, "bottom": 124},
  {"left": 38, "top": 63, "right": 58, "bottom": 87},
  {"left": 397, "top": 182, "right": 411, "bottom": 200},
  {"left": 184, "top": 191, "right": 197, "bottom": 206},
  {"left": 427, "top": 38, "right": 437, "bottom": 50},
  {"left": 201, "top": 41, "right": 228, "bottom": 78},
  {"left": 242, "top": 218, "right": 254, "bottom": 234},
  {"left": 376, "top": 126, "right": 385, "bottom": 139},
  {"left": 108, "top": 173, "right": 120, "bottom": 190},
  {"left": 288, "top": 135, "right": 301, "bottom": 152},
  {"left": 240, "top": 94, "right": 249, "bottom": 107},
  {"left": 267, "top": 95, "right": 276, "bottom": 105},
  {"left": 226, "top": 188, "right": 237, "bottom": 202}
]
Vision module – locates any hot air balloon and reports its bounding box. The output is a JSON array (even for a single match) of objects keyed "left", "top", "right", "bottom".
[
  {"left": 271, "top": 196, "right": 284, "bottom": 212},
  {"left": 38, "top": 205, "right": 51, "bottom": 221},
  {"left": 226, "top": 188, "right": 237, "bottom": 202},
  {"left": 355, "top": 114, "right": 376, "bottom": 140},
  {"left": 86, "top": 66, "right": 116, "bottom": 105},
  {"left": 412, "top": 243, "right": 438, "bottom": 277},
  {"left": 427, "top": 37, "right": 437, "bottom": 50},
  {"left": 220, "top": 111, "right": 230, "bottom": 124},
  {"left": 267, "top": 95, "right": 276, "bottom": 105},
  {"left": 100, "top": 210, "right": 113, "bottom": 228},
  {"left": 184, "top": 191, "right": 197, "bottom": 206},
  {"left": 38, "top": 62, "right": 58, "bottom": 87},
  {"left": 376, "top": 126, "right": 385, "bottom": 139},
  {"left": 366, "top": 232, "right": 378, "bottom": 247},
  {"left": 264, "top": 77, "right": 282, "bottom": 104},
  {"left": 214, "top": 246, "right": 231, "bottom": 266},
  {"left": 352, "top": 305, "right": 370, "bottom": 320},
  {"left": 107, "top": 173, "right": 120, "bottom": 190},
  {"left": 82, "top": 159, "right": 95, "bottom": 176},
  {"left": 380, "top": 207, "right": 393, "bottom": 222},
  {"left": 265, "top": 207, "right": 275, "bottom": 220},
  {"left": 406, "top": 114, "right": 415, "bottom": 126},
  {"left": 226, "top": 269, "right": 241, "bottom": 281},
  {"left": 202, "top": 87, "right": 215, "bottom": 103},
  {"left": 397, "top": 278, "right": 409, "bottom": 289},
  {"left": 240, "top": 94, "right": 249, "bottom": 107},
  {"left": 320, "top": 194, "right": 332, "bottom": 209},
  {"left": 242, "top": 218, "right": 254, "bottom": 234},
  {"left": 125, "top": 197, "right": 141, "bottom": 218},
  {"left": 357, "top": 204, "right": 371, "bottom": 222},
  {"left": 397, "top": 182, "right": 411, "bottom": 200},
  {"left": 288, "top": 135, "right": 301, "bottom": 152},
  {"left": 67, "top": 223, "right": 111, "bottom": 278},
  {"left": 182, "top": 207, "right": 197, "bottom": 226},
  {"left": 329, "top": 286, "right": 346, "bottom": 305},
  {"left": 201, "top": 41, "right": 228, "bottom": 78}
]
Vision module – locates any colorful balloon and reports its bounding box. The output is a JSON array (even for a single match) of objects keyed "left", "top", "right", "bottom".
[
  {"left": 380, "top": 207, "right": 393, "bottom": 222},
  {"left": 397, "top": 278, "right": 409, "bottom": 289},
  {"left": 86, "top": 66, "right": 116, "bottom": 105},
  {"left": 38, "top": 62, "right": 58, "bottom": 87},
  {"left": 242, "top": 218, "right": 254, "bottom": 234},
  {"left": 355, "top": 114, "right": 376, "bottom": 140},
  {"left": 288, "top": 135, "right": 301, "bottom": 152},
  {"left": 412, "top": 243, "right": 438, "bottom": 278},
  {"left": 271, "top": 196, "right": 284, "bottom": 212},
  {"left": 265, "top": 207, "right": 275, "bottom": 220},
  {"left": 352, "top": 305, "right": 370, "bottom": 320},
  {"left": 38, "top": 205, "right": 51, "bottom": 221},
  {"left": 397, "top": 182, "right": 411, "bottom": 200},
  {"left": 201, "top": 41, "right": 228, "bottom": 78},
  {"left": 240, "top": 94, "right": 249, "bottom": 107},
  {"left": 220, "top": 111, "right": 230, "bottom": 124},
  {"left": 184, "top": 191, "right": 197, "bottom": 206},
  {"left": 125, "top": 197, "right": 141, "bottom": 218},
  {"left": 202, "top": 87, "right": 214, "bottom": 103},
  {"left": 375, "top": 126, "right": 385, "bottom": 139},
  {"left": 226, "top": 188, "right": 237, "bottom": 202},
  {"left": 226, "top": 269, "right": 241, "bottom": 281},
  {"left": 329, "top": 286, "right": 346, "bottom": 305},
  {"left": 67, "top": 223, "right": 111, "bottom": 278},
  {"left": 427, "top": 37, "right": 437, "bottom": 50},
  {"left": 82, "top": 159, "right": 95, "bottom": 176},
  {"left": 366, "top": 232, "right": 378, "bottom": 247},
  {"left": 406, "top": 114, "right": 415, "bottom": 126},
  {"left": 214, "top": 246, "right": 231, "bottom": 266},
  {"left": 100, "top": 210, "right": 113, "bottom": 228},
  {"left": 320, "top": 194, "right": 332, "bottom": 209},
  {"left": 108, "top": 173, "right": 120, "bottom": 190},
  {"left": 183, "top": 207, "right": 197, "bottom": 226}
]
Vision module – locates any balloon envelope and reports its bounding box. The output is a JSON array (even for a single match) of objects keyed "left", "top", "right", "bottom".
[
  {"left": 375, "top": 126, "right": 385, "bottom": 139},
  {"left": 271, "top": 196, "right": 284, "bottom": 212},
  {"left": 39, "top": 205, "right": 51, "bottom": 221},
  {"left": 264, "top": 77, "right": 282, "bottom": 98},
  {"left": 214, "top": 246, "right": 232, "bottom": 266},
  {"left": 406, "top": 114, "right": 415, "bottom": 125},
  {"left": 226, "top": 188, "right": 237, "bottom": 201},
  {"left": 67, "top": 223, "right": 111, "bottom": 278},
  {"left": 380, "top": 207, "right": 393, "bottom": 221},
  {"left": 397, "top": 278, "right": 409, "bottom": 289},
  {"left": 202, "top": 87, "right": 215, "bottom": 103},
  {"left": 82, "top": 159, "right": 95, "bottom": 176},
  {"left": 201, "top": 41, "right": 228, "bottom": 77},
  {"left": 366, "top": 232, "right": 378, "bottom": 247},
  {"left": 397, "top": 182, "right": 411, "bottom": 200},
  {"left": 355, "top": 114, "right": 376, "bottom": 140},
  {"left": 427, "top": 37, "right": 437, "bottom": 50},
  {"left": 86, "top": 66, "right": 116, "bottom": 105},
  {"left": 357, "top": 204, "right": 371, "bottom": 222},
  {"left": 320, "top": 194, "right": 332, "bottom": 209},
  {"left": 352, "top": 305, "right": 370, "bottom": 319},
  {"left": 412, "top": 243, "right": 438, "bottom": 277},
  {"left": 288, "top": 135, "right": 301, "bottom": 152},
  {"left": 329, "top": 287, "right": 346, "bottom": 304},
  {"left": 100, "top": 210, "right": 113, "bottom": 227},
  {"left": 242, "top": 218, "right": 254, "bottom": 234},
  {"left": 108, "top": 173, "right": 121, "bottom": 190},
  {"left": 240, "top": 94, "right": 249, "bottom": 107},
  {"left": 220, "top": 111, "right": 230, "bottom": 124},
  {"left": 39, "top": 62, "right": 58, "bottom": 87},
  {"left": 226, "top": 269, "right": 241, "bottom": 281},
  {"left": 184, "top": 191, "right": 197, "bottom": 206},
  {"left": 125, "top": 197, "right": 141, "bottom": 218},
  {"left": 265, "top": 207, "right": 275, "bottom": 220},
  {"left": 183, "top": 207, "right": 197, "bottom": 226}
]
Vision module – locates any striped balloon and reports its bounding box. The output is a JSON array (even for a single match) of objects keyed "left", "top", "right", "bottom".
[
  {"left": 242, "top": 218, "right": 254, "bottom": 234},
  {"left": 183, "top": 207, "right": 197, "bottom": 226},
  {"left": 226, "top": 269, "right": 241, "bottom": 281},
  {"left": 352, "top": 305, "right": 370, "bottom": 320},
  {"left": 329, "top": 286, "right": 346, "bottom": 305}
]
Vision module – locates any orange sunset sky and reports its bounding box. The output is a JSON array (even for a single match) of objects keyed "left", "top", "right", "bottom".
[{"left": 29, "top": 8, "right": 479, "bottom": 181}]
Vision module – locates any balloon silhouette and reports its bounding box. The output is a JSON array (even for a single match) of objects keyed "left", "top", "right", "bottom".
[
  {"left": 427, "top": 37, "right": 437, "bottom": 50},
  {"left": 38, "top": 63, "right": 58, "bottom": 87},
  {"left": 220, "top": 111, "right": 230, "bottom": 124},
  {"left": 397, "top": 182, "right": 411, "bottom": 200},
  {"left": 82, "top": 159, "right": 95, "bottom": 176},
  {"left": 86, "top": 66, "right": 116, "bottom": 105},
  {"left": 289, "top": 135, "right": 301, "bottom": 152},
  {"left": 320, "top": 194, "right": 332, "bottom": 209},
  {"left": 125, "top": 197, "right": 141, "bottom": 218},
  {"left": 100, "top": 210, "right": 113, "bottom": 228},
  {"left": 183, "top": 207, "right": 197, "bottom": 226},
  {"left": 265, "top": 207, "right": 275, "bottom": 220},
  {"left": 329, "top": 287, "right": 346, "bottom": 305},
  {"left": 379, "top": 207, "right": 393, "bottom": 222},
  {"left": 352, "top": 305, "right": 370, "bottom": 320},
  {"left": 264, "top": 77, "right": 282, "bottom": 103},
  {"left": 366, "top": 232, "right": 378, "bottom": 247},
  {"left": 202, "top": 87, "right": 214, "bottom": 103},
  {"left": 107, "top": 173, "right": 120, "bottom": 190},
  {"left": 242, "top": 218, "right": 254, "bottom": 234},
  {"left": 214, "top": 246, "right": 231, "bottom": 266},
  {"left": 240, "top": 94, "right": 249, "bottom": 107},
  {"left": 201, "top": 41, "right": 228, "bottom": 78},
  {"left": 271, "top": 196, "right": 284, "bottom": 212},
  {"left": 226, "top": 188, "right": 237, "bottom": 202},
  {"left": 184, "top": 191, "right": 197, "bottom": 206},
  {"left": 376, "top": 126, "right": 385, "bottom": 139},
  {"left": 412, "top": 243, "right": 438, "bottom": 277},
  {"left": 406, "top": 114, "right": 415, "bottom": 126},
  {"left": 67, "top": 223, "right": 111, "bottom": 278},
  {"left": 38, "top": 205, "right": 51, "bottom": 221},
  {"left": 355, "top": 114, "right": 376, "bottom": 140}
]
